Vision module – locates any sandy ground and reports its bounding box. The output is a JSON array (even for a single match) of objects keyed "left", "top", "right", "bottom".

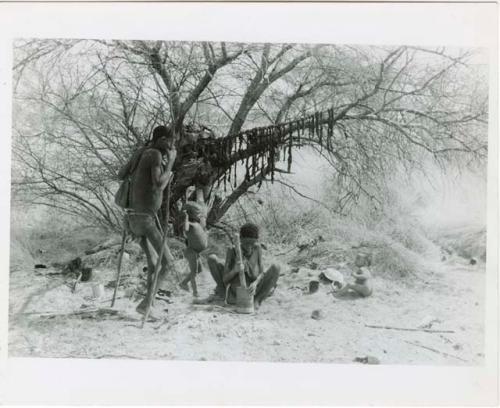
[{"left": 8, "top": 243, "right": 484, "bottom": 365}]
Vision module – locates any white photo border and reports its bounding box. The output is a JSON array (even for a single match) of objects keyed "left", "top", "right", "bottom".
[{"left": 0, "top": 2, "right": 497, "bottom": 405}]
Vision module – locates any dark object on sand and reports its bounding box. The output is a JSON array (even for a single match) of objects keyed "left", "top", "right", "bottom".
[
  {"left": 34, "top": 264, "right": 47, "bottom": 269},
  {"left": 311, "top": 309, "right": 324, "bottom": 320},
  {"left": 157, "top": 289, "right": 171, "bottom": 298},
  {"left": 470, "top": 258, "right": 477, "bottom": 265},
  {"left": 308, "top": 280, "right": 320, "bottom": 294},
  {"left": 81, "top": 267, "right": 93, "bottom": 282},
  {"left": 354, "top": 356, "right": 380, "bottom": 365},
  {"left": 64, "top": 257, "right": 82, "bottom": 273}
]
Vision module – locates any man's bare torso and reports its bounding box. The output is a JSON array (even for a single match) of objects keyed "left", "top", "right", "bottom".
[{"left": 130, "top": 148, "right": 164, "bottom": 214}]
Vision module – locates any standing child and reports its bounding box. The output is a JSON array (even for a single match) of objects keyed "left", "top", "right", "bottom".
[{"left": 179, "top": 200, "right": 208, "bottom": 297}]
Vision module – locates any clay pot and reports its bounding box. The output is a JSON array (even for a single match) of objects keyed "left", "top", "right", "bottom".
[{"left": 308, "top": 280, "right": 320, "bottom": 294}]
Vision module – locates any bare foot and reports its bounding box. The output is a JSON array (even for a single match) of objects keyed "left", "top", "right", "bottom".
[{"left": 136, "top": 301, "right": 159, "bottom": 321}]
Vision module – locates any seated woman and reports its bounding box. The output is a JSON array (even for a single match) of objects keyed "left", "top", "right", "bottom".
[{"left": 198, "top": 223, "right": 280, "bottom": 309}]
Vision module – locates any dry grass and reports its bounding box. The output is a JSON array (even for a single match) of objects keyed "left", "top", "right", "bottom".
[
  {"left": 10, "top": 205, "right": 106, "bottom": 270},
  {"left": 433, "top": 225, "right": 486, "bottom": 262}
]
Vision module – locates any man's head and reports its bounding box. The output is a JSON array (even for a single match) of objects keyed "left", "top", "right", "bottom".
[
  {"left": 240, "top": 223, "right": 259, "bottom": 257},
  {"left": 151, "top": 125, "right": 175, "bottom": 152}
]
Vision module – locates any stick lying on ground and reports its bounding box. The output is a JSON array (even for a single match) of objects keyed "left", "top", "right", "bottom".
[
  {"left": 191, "top": 303, "right": 238, "bottom": 314},
  {"left": 365, "top": 324, "right": 455, "bottom": 334},
  {"left": 85, "top": 239, "right": 125, "bottom": 255},
  {"left": 404, "top": 340, "right": 468, "bottom": 363},
  {"left": 34, "top": 309, "right": 139, "bottom": 322},
  {"left": 20, "top": 308, "right": 138, "bottom": 322}
]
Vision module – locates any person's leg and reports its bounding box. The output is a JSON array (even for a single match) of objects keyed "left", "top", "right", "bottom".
[
  {"left": 127, "top": 216, "right": 160, "bottom": 315},
  {"left": 136, "top": 236, "right": 156, "bottom": 313},
  {"left": 350, "top": 283, "right": 372, "bottom": 297},
  {"left": 129, "top": 216, "right": 174, "bottom": 310},
  {"left": 196, "top": 257, "right": 203, "bottom": 274},
  {"left": 180, "top": 247, "right": 197, "bottom": 291},
  {"left": 143, "top": 220, "right": 175, "bottom": 294},
  {"left": 190, "top": 275, "right": 198, "bottom": 297},
  {"left": 141, "top": 237, "right": 154, "bottom": 290},
  {"left": 254, "top": 264, "right": 280, "bottom": 306},
  {"left": 206, "top": 254, "right": 226, "bottom": 297}
]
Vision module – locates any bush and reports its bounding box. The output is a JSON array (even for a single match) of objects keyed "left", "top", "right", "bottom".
[{"left": 10, "top": 205, "right": 106, "bottom": 269}]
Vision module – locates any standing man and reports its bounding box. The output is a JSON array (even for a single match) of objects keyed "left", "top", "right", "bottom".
[{"left": 119, "top": 125, "right": 177, "bottom": 317}]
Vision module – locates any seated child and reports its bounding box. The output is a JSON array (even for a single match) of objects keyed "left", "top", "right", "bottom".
[
  {"left": 339, "top": 267, "right": 372, "bottom": 297},
  {"left": 334, "top": 253, "right": 373, "bottom": 297},
  {"left": 179, "top": 200, "right": 208, "bottom": 297}
]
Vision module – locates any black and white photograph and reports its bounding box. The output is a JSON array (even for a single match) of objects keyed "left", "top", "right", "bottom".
[{"left": 1, "top": 2, "right": 498, "bottom": 405}]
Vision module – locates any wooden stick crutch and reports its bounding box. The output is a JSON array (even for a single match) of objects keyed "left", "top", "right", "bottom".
[
  {"left": 141, "top": 178, "right": 173, "bottom": 328},
  {"left": 111, "top": 224, "right": 127, "bottom": 307}
]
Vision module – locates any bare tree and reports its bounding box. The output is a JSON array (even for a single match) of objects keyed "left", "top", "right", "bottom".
[{"left": 12, "top": 40, "right": 487, "bottom": 231}]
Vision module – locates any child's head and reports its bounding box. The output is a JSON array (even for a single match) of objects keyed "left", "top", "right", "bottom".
[
  {"left": 184, "top": 201, "right": 207, "bottom": 223},
  {"left": 355, "top": 252, "right": 372, "bottom": 268},
  {"left": 240, "top": 223, "right": 259, "bottom": 257}
]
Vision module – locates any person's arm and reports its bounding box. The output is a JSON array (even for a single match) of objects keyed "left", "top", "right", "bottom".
[
  {"left": 150, "top": 148, "right": 176, "bottom": 190},
  {"left": 335, "top": 283, "right": 353, "bottom": 295},
  {"left": 195, "top": 186, "right": 205, "bottom": 204},
  {"left": 222, "top": 247, "right": 240, "bottom": 285},
  {"left": 183, "top": 211, "right": 189, "bottom": 231},
  {"left": 248, "top": 247, "right": 264, "bottom": 293},
  {"left": 181, "top": 210, "right": 190, "bottom": 237}
]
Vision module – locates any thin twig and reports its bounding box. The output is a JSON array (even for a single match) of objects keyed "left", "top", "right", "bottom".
[
  {"left": 28, "top": 308, "right": 139, "bottom": 322},
  {"left": 191, "top": 304, "right": 239, "bottom": 314},
  {"left": 404, "top": 340, "right": 468, "bottom": 363},
  {"left": 365, "top": 324, "right": 455, "bottom": 334},
  {"left": 272, "top": 179, "right": 334, "bottom": 214},
  {"left": 276, "top": 246, "right": 297, "bottom": 256},
  {"left": 93, "top": 354, "right": 144, "bottom": 360}
]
